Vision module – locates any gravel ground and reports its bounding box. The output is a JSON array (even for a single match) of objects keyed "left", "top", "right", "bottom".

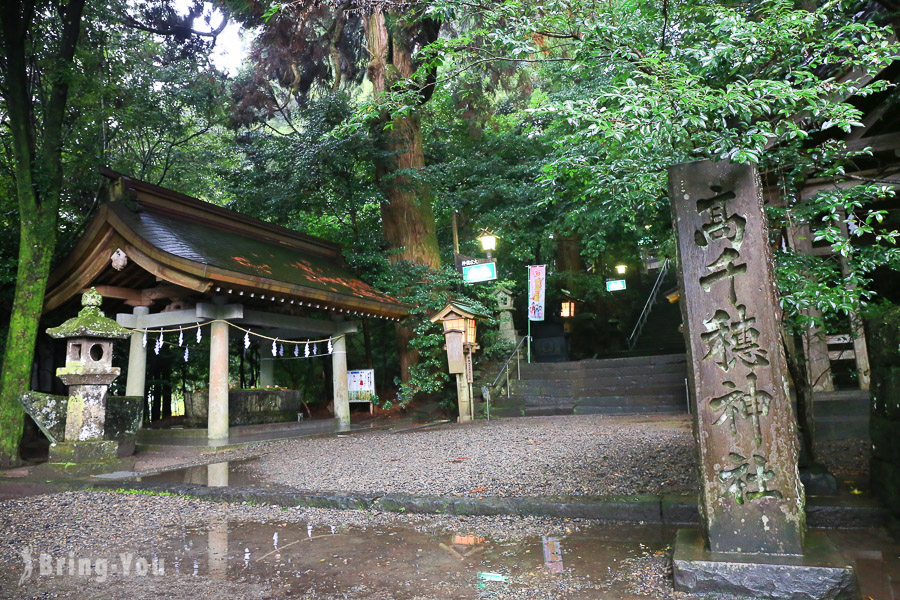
[
  {"left": 0, "top": 415, "right": 878, "bottom": 599},
  {"left": 816, "top": 438, "right": 871, "bottom": 482},
  {"left": 0, "top": 491, "right": 687, "bottom": 599},
  {"left": 245, "top": 414, "right": 700, "bottom": 498}
]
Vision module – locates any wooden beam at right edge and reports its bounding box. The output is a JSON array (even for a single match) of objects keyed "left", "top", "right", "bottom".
[{"left": 786, "top": 224, "right": 835, "bottom": 393}]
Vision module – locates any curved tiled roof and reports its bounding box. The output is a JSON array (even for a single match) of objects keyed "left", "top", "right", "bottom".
[{"left": 44, "top": 170, "right": 409, "bottom": 320}]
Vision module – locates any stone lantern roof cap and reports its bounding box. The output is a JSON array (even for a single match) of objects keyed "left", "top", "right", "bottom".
[{"left": 46, "top": 288, "right": 131, "bottom": 340}]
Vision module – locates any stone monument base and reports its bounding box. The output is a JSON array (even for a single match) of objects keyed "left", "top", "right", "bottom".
[
  {"left": 673, "top": 529, "right": 858, "bottom": 600},
  {"left": 39, "top": 441, "right": 134, "bottom": 476},
  {"left": 49, "top": 440, "right": 120, "bottom": 463}
]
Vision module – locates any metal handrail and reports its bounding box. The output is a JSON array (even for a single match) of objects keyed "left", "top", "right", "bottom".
[
  {"left": 627, "top": 258, "right": 671, "bottom": 350},
  {"left": 482, "top": 335, "right": 531, "bottom": 420},
  {"left": 490, "top": 335, "right": 530, "bottom": 388}
]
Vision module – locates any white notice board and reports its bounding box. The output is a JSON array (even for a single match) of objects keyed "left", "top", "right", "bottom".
[{"left": 348, "top": 369, "right": 376, "bottom": 403}]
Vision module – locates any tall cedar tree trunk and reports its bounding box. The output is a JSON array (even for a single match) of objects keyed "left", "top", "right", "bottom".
[
  {"left": 364, "top": 9, "right": 441, "bottom": 384},
  {"left": 0, "top": 0, "right": 87, "bottom": 467},
  {"left": 555, "top": 234, "right": 585, "bottom": 273}
]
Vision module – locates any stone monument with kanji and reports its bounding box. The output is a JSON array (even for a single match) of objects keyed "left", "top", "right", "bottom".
[{"left": 669, "top": 160, "right": 856, "bottom": 599}]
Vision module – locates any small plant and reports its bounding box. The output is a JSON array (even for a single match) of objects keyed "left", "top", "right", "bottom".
[{"left": 113, "top": 488, "right": 182, "bottom": 498}]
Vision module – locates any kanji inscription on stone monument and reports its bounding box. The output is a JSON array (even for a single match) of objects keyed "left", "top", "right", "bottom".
[{"left": 670, "top": 160, "right": 804, "bottom": 555}]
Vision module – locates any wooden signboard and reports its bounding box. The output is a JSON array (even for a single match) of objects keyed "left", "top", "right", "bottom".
[
  {"left": 348, "top": 369, "right": 376, "bottom": 403},
  {"left": 445, "top": 330, "right": 465, "bottom": 374}
]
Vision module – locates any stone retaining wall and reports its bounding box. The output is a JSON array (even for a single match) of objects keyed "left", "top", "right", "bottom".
[{"left": 184, "top": 389, "right": 303, "bottom": 427}]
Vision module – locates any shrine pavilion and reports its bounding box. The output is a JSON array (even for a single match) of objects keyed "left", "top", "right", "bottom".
[{"left": 42, "top": 168, "right": 409, "bottom": 439}]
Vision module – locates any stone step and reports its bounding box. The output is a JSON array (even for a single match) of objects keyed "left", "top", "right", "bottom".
[
  {"left": 814, "top": 416, "right": 870, "bottom": 441},
  {"left": 573, "top": 404, "right": 686, "bottom": 415},
  {"left": 511, "top": 374, "right": 686, "bottom": 393},
  {"left": 520, "top": 362, "right": 688, "bottom": 381},
  {"left": 574, "top": 383, "right": 686, "bottom": 397},
  {"left": 813, "top": 390, "right": 870, "bottom": 403},
  {"left": 501, "top": 394, "right": 686, "bottom": 409},
  {"left": 515, "top": 372, "right": 687, "bottom": 388},
  {"left": 576, "top": 394, "right": 686, "bottom": 407},
  {"left": 490, "top": 404, "right": 687, "bottom": 417},
  {"left": 519, "top": 353, "right": 686, "bottom": 375},
  {"left": 492, "top": 354, "right": 689, "bottom": 419},
  {"left": 510, "top": 365, "right": 687, "bottom": 385},
  {"left": 813, "top": 396, "right": 870, "bottom": 418}
]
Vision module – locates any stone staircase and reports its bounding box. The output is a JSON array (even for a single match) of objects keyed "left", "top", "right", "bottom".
[
  {"left": 629, "top": 271, "right": 686, "bottom": 355},
  {"left": 489, "top": 353, "right": 689, "bottom": 417},
  {"left": 812, "top": 389, "right": 870, "bottom": 442}
]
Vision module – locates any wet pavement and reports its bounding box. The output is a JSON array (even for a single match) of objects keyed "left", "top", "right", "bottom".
[
  {"left": 1, "top": 414, "right": 896, "bottom": 599},
  {"left": 100, "top": 461, "right": 900, "bottom": 598},
  {"left": 1, "top": 462, "right": 899, "bottom": 599},
  {"left": 157, "top": 522, "right": 900, "bottom": 599}
]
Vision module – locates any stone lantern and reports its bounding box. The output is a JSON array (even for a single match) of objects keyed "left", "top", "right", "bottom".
[
  {"left": 493, "top": 287, "right": 518, "bottom": 345},
  {"left": 45, "top": 287, "right": 131, "bottom": 462}
]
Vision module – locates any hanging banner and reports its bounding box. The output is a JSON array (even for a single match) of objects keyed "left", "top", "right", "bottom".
[{"left": 528, "top": 265, "right": 546, "bottom": 321}]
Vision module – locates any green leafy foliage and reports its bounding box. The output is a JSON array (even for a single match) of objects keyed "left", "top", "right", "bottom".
[{"left": 414, "top": 0, "right": 900, "bottom": 335}]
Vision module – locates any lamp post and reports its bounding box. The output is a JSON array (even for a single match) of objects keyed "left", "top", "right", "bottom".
[{"left": 431, "top": 301, "right": 487, "bottom": 423}]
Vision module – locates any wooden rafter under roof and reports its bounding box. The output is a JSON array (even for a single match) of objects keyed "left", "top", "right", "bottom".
[
  {"left": 761, "top": 53, "right": 900, "bottom": 204},
  {"left": 44, "top": 169, "right": 410, "bottom": 320}
]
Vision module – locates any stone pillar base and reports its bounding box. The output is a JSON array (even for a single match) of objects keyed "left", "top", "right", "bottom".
[
  {"left": 41, "top": 441, "right": 134, "bottom": 476},
  {"left": 673, "top": 529, "right": 858, "bottom": 600},
  {"left": 49, "top": 440, "right": 119, "bottom": 463}
]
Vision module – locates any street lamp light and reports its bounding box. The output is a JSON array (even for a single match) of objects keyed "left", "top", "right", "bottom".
[
  {"left": 478, "top": 232, "right": 496, "bottom": 260},
  {"left": 442, "top": 315, "right": 467, "bottom": 336},
  {"left": 615, "top": 264, "right": 627, "bottom": 275},
  {"left": 465, "top": 318, "right": 477, "bottom": 345}
]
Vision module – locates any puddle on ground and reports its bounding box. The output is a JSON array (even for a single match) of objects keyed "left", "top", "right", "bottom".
[
  {"left": 103, "top": 520, "right": 898, "bottom": 599},
  {"left": 110, "top": 463, "right": 900, "bottom": 598},
  {"left": 152, "top": 520, "right": 677, "bottom": 599},
  {"left": 133, "top": 460, "right": 278, "bottom": 489}
]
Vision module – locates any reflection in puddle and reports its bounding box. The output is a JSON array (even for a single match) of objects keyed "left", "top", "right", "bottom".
[
  {"left": 119, "top": 466, "right": 900, "bottom": 598},
  {"left": 139, "top": 521, "right": 900, "bottom": 599},
  {"left": 134, "top": 460, "right": 278, "bottom": 488},
  {"left": 542, "top": 536, "right": 564, "bottom": 573},
  {"left": 149, "top": 521, "right": 671, "bottom": 598}
]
